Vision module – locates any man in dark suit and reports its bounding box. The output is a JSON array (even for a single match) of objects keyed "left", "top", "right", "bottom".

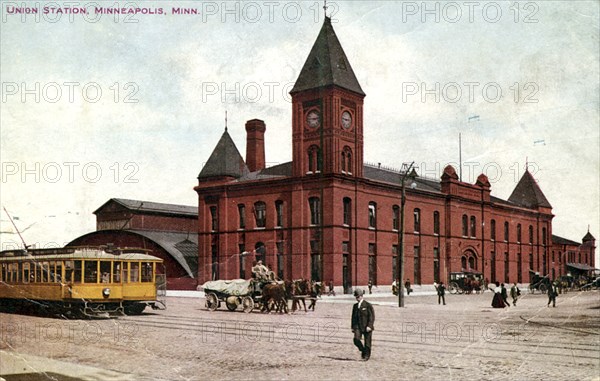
[{"left": 351, "top": 288, "right": 375, "bottom": 361}]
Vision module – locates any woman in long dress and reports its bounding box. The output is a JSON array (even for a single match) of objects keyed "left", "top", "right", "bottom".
[{"left": 491, "top": 282, "right": 507, "bottom": 308}]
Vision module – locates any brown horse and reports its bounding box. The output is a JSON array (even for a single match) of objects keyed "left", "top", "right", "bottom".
[
  {"left": 307, "top": 281, "right": 322, "bottom": 311},
  {"left": 291, "top": 279, "right": 310, "bottom": 313},
  {"left": 261, "top": 282, "right": 288, "bottom": 314}
]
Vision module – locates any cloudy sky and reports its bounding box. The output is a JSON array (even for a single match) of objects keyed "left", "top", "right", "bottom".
[{"left": 1, "top": 1, "right": 598, "bottom": 263}]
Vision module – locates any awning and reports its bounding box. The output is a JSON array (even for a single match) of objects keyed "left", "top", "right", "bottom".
[{"left": 566, "top": 263, "right": 597, "bottom": 271}]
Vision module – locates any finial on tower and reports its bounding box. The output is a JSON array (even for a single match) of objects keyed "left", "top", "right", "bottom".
[
  {"left": 323, "top": 0, "right": 329, "bottom": 18},
  {"left": 225, "top": 110, "right": 228, "bottom": 132}
]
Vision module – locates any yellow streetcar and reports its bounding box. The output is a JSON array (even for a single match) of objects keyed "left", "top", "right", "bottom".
[{"left": 0, "top": 246, "right": 166, "bottom": 317}]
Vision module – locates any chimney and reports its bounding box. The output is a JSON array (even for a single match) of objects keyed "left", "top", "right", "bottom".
[{"left": 245, "top": 119, "right": 266, "bottom": 172}]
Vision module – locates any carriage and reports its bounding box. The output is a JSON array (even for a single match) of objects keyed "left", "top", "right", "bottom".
[
  {"left": 528, "top": 270, "right": 550, "bottom": 293},
  {"left": 448, "top": 271, "right": 484, "bottom": 294},
  {"left": 201, "top": 279, "right": 268, "bottom": 313}
]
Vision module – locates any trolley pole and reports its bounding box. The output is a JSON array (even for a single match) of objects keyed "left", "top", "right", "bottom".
[{"left": 398, "top": 162, "right": 415, "bottom": 308}]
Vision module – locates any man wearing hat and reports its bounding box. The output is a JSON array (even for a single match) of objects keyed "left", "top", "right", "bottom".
[{"left": 351, "top": 288, "right": 375, "bottom": 361}]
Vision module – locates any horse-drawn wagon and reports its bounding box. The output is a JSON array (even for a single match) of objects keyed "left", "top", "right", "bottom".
[
  {"left": 201, "top": 279, "right": 263, "bottom": 313},
  {"left": 528, "top": 270, "right": 550, "bottom": 293},
  {"left": 448, "top": 271, "right": 484, "bottom": 294}
]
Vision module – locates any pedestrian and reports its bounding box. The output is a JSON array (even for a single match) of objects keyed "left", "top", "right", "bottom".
[
  {"left": 492, "top": 282, "right": 507, "bottom": 308},
  {"left": 510, "top": 282, "right": 520, "bottom": 306},
  {"left": 351, "top": 288, "right": 375, "bottom": 361},
  {"left": 404, "top": 279, "right": 412, "bottom": 295},
  {"left": 368, "top": 280, "right": 373, "bottom": 294},
  {"left": 436, "top": 282, "right": 446, "bottom": 305},
  {"left": 547, "top": 281, "right": 558, "bottom": 307},
  {"left": 501, "top": 283, "right": 510, "bottom": 307},
  {"left": 327, "top": 279, "right": 335, "bottom": 296}
]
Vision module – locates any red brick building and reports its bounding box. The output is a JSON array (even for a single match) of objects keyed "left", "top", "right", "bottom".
[
  {"left": 69, "top": 199, "right": 199, "bottom": 290},
  {"left": 194, "top": 17, "right": 596, "bottom": 291}
]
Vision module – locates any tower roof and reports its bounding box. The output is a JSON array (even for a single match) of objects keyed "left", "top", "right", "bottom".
[
  {"left": 583, "top": 231, "right": 595, "bottom": 242},
  {"left": 198, "top": 129, "right": 249, "bottom": 180},
  {"left": 508, "top": 170, "right": 552, "bottom": 209},
  {"left": 290, "top": 17, "right": 365, "bottom": 96}
]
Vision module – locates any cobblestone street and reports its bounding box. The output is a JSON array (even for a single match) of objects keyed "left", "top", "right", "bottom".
[{"left": 1, "top": 290, "right": 599, "bottom": 381}]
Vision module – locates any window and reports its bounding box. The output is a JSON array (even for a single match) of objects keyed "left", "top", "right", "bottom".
[
  {"left": 368, "top": 202, "right": 377, "bottom": 228},
  {"left": 392, "top": 206, "right": 399, "bottom": 231},
  {"left": 517, "top": 253, "right": 522, "bottom": 283},
  {"left": 238, "top": 204, "right": 246, "bottom": 229},
  {"left": 210, "top": 206, "right": 218, "bottom": 231},
  {"left": 504, "top": 252, "right": 509, "bottom": 283},
  {"left": 462, "top": 215, "right": 468, "bottom": 237},
  {"left": 211, "top": 245, "right": 219, "bottom": 280},
  {"left": 392, "top": 245, "right": 398, "bottom": 281},
  {"left": 368, "top": 243, "right": 376, "bottom": 254},
  {"left": 433, "top": 247, "right": 440, "bottom": 283},
  {"left": 433, "top": 211, "right": 440, "bottom": 235},
  {"left": 542, "top": 227, "right": 547, "bottom": 245},
  {"left": 141, "top": 262, "right": 153, "bottom": 282},
  {"left": 310, "top": 240, "right": 322, "bottom": 282},
  {"left": 276, "top": 241, "right": 284, "bottom": 279},
  {"left": 130, "top": 262, "right": 140, "bottom": 282},
  {"left": 239, "top": 244, "right": 246, "bottom": 279},
  {"left": 504, "top": 222, "right": 509, "bottom": 242},
  {"left": 517, "top": 224, "right": 522, "bottom": 243},
  {"left": 413, "top": 208, "right": 421, "bottom": 233},
  {"left": 529, "top": 252, "right": 533, "bottom": 269},
  {"left": 369, "top": 255, "right": 377, "bottom": 285},
  {"left": 413, "top": 246, "right": 421, "bottom": 284},
  {"left": 309, "top": 197, "right": 321, "bottom": 225},
  {"left": 275, "top": 200, "right": 284, "bottom": 228},
  {"left": 529, "top": 225, "right": 534, "bottom": 244},
  {"left": 84, "top": 260, "right": 98, "bottom": 283},
  {"left": 307, "top": 145, "right": 322, "bottom": 173},
  {"left": 470, "top": 216, "right": 476, "bottom": 237},
  {"left": 254, "top": 202, "right": 266, "bottom": 228},
  {"left": 341, "top": 147, "right": 352, "bottom": 174},
  {"left": 491, "top": 219, "right": 496, "bottom": 241},
  {"left": 343, "top": 198, "right": 352, "bottom": 226}
]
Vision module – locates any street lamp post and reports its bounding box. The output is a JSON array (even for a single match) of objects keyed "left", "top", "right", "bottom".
[{"left": 398, "top": 162, "right": 416, "bottom": 308}]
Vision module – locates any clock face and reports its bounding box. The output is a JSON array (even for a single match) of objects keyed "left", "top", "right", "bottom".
[
  {"left": 341, "top": 111, "right": 352, "bottom": 129},
  {"left": 306, "top": 110, "right": 320, "bottom": 128}
]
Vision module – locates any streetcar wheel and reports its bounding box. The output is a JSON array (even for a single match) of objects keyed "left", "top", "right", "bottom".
[
  {"left": 124, "top": 303, "right": 146, "bottom": 315},
  {"left": 242, "top": 296, "right": 254, "bottom": 313},
  {"left": 206, "top": 293, "right": 219, "bottom": 311}
]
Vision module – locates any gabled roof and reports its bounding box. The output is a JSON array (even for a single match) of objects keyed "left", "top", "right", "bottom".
[
  {"left": 507, "top": 170, "right": 552, "bottom": 209},
  {"left": 552, "top": 234, "right": 580, "bottom": 246},
  {"left": 290, "top": 17, "right": 365, "bottom": 96},
  {"left": 198, "top": 129, "right": 249, "bottom": 180},
  {"left": 94, "top": 198, "right": 197, "bottom": 217}
]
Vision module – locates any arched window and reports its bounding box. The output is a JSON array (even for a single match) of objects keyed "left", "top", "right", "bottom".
[
  {"left": 529, "top": 225, "right": 534, "bottom": 244},
  {"left": 470, "top": 216, "right": 476, "bottom": 237},
  {"left": 309, "top": 197, "right": 320, "bottom": 225},
  {"left": 254, "top": 202, "right": 266, "bottom": 228},
  {"left": 490, "top": 219, "right": 496, "bottom": 241},
  {"left": 517, "top": 224, "right": 522, "bottom": 243},
  {"left": 462, "top": 215, "right": 468, "bottom": 237},
  {"left": 343, "top": 197, "right": 352, "bottom": 226},
  {"left": 307, "top": 145, "right": 322, "bottom": 173},
  {"left": 368, "top": 202, "right": 377, "bottom": 228},
  {"left": 341, "top": 147, "right": 353, "bottom": 174},
  {"left": 414, "top": 208, "right": 421, "bottom": 233},
  {"left": 504, "top": 221, "right": 509, "bottom": 242},
  {"left": 433, "top": 211, "right": 440, "bottom": 235},
  {"left": 392, "top": 205, "right": 400, "bottom": 231}
]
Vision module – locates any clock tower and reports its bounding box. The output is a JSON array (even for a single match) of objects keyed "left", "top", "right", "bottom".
[{"left": 290, "top": 17, "right": 366, "bottom": 178}]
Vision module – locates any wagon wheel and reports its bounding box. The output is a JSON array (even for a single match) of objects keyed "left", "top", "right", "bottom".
[
  {"left": 448, "top": 282, "right": 460, "bottom": 294},
  {"left": 539, "top": 284, "right": 548, "bottom": 294},
  {"left": 226, "top": 297, "right": 239, "bottom": 311},
  {"left": 205, "top": 292, "right": 219, "bottom": 311},
  {"left": 242, "top": 296, "right": 254, "bottom": 313}
]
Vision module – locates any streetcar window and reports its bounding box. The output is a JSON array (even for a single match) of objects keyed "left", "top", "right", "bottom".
[
  {"left": 17, "top": 263, "right": 22, "bottom": 282},
  {"left": 23, "top": 263, "right": 30, "bottom": 283},
  {"left": 100, "top": 261, "right": 111, "bottom": 283},
  {"left": 84, "top": 260, "right": 98, "bottom": 283},
  {"left": 35, "top": 262, "right": 42, "bottom": 282},
  {"left": 0, "top": 263, "right": 4, "bottom": 282},
  {"left": 130, "top": 262, "right": 139, "bottom": 282},
  {"left": 113, "top": 262, "right": 122, "bottom": 283},
  {"left": 8, "top": 263, "right": 17, "bottom": 282},
  {"left": 55, "top": 262, "right": 63, "bottom": 283},
  {"left": 141, "top": 262, "right": 153, "bottom": 282},
  {"left": 73, "top": 261, "right": 82, "bottom": 283},
  {"left": 41, "top": 262, "right": 49, "bottom": 283}
]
